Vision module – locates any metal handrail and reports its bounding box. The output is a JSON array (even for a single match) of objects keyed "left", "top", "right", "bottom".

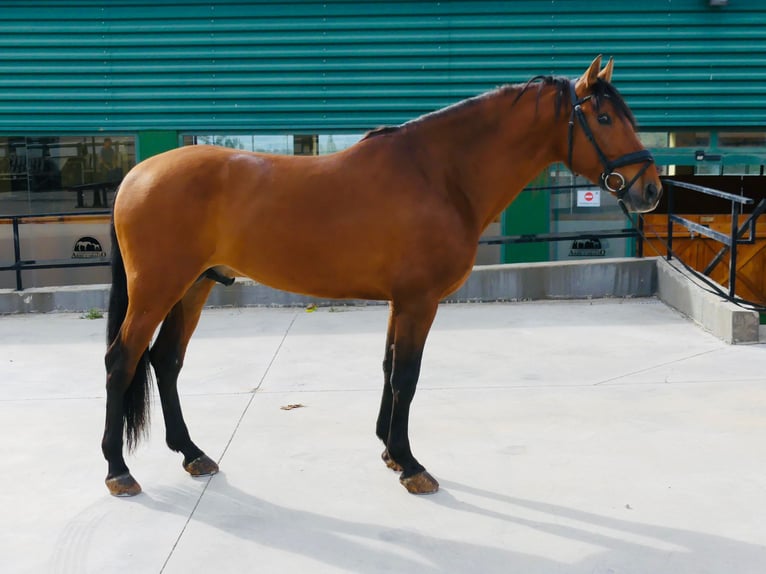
[
  {"left": 664, "top": 180, "right": 754, "bottom": 205},
  {"left": 0, "top": 210, "right": 111, "bottom": 291},
  {"left": 663, "top": 179, "right": 761, "bottom": 298},
  {"left": 479, "top": 228, "right": 639, "bottom": 245}
]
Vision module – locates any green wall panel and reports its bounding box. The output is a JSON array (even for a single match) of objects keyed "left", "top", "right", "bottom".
[
  {"left": 501, "top": 172, "right": 550, "bottom": 263},
  {"left": 137, "top": 131, "right": 179, "bottom": 162},
  {"left": 0, "top": 1, "right": 764, "bottom": 133}
]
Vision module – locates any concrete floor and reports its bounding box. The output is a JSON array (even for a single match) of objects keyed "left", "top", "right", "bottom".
[{"left": 1, "top": 299, "right": 765, "bottom": 573}]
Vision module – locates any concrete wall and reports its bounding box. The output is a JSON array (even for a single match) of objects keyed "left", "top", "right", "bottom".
[
  {"left": 0, "top": 257, "right": 759, "bottom": 344},
  {"left": 448, "top": 258, "right": 656, "bottom": 302},
  {"left": 656, "top": 257, "right": 760, "bottom": 344}
]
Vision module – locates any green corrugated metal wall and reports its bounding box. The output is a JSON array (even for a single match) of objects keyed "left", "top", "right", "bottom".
[{"left": 1, "top": 0, "right": 764, "bottom": 134}]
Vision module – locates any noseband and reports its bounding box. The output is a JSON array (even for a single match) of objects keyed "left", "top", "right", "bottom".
[{"left": 567, "top": 80, "right": 654, "bottom": 200}]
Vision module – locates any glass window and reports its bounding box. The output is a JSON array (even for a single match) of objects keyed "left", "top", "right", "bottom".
[
  {"left": 695, "top": 162, "right": 722, "bottom": 176},
  {"left": 545, "top": 163, "right": 631, "bottom": 261},
  {"left": 0, "top": 137, "right": 28, "bottom": 214},
  {"left": 319, "top": 134, "right": 362, "bottom": 154},
  {"left": 665, "top": 165, "right": 690, "bottom": 176},
  {"left": 718, "top": 132, "right": 766, "bottom": 148},
  {"left": 722, "top": 164, "right": 763, "bottom": 176},
  {"left": 293, "top": 134, "right": 317, "bottom": 155},
  {"left": 182, "top": 134, "right": 294, "bottom": 154},
  {"left": 654, "top": 164, "right": 673, "bottom": 176},
  {"left": 639, "top": 132, "right": 669, "bottom": 148},
  {"left": 183, "top": 134, "right": 363, "bottom": 156},
  {"left": 668, "top": 162, "right": 722, "bottom": 176},
  {"left": 0, "top": 135, "right": 135, "bottom": 216},
  {"left": 252, "top": 135, "right": 292, "bottom": 154},
  {"left": 669, "top": 132, "right": 711, "bottom": 148}
]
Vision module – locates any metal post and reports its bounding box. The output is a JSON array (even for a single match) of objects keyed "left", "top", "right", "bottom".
[
  {"left": 666, "top": 183, "right": 674, "bottom": 260},
  {"left": 637, "top": 215, "right": 644, "bottom": 258},
  {"left": 729, "top": 200, "right": 738, "bottom": 298},
  {"left": 12, "top": 216, "right": 22, "bottom": 291}
]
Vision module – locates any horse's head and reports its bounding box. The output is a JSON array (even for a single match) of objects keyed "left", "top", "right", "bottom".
[{"left": 565, "top": 56, "right": 662, "bottom": 213}]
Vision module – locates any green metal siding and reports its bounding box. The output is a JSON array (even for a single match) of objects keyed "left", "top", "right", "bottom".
[{"left": 1, "top": 0, "right": 764, "bottom": 133}]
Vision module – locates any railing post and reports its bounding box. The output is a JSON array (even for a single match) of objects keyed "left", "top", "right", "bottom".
[
  {"left": 12, "top": 216, "right": 22, "bottom": 291},
  {"left": 666, "top": 182, "right": 674, "bottom": 260},
  {"left": 729, "top": 200, "right": 738, "bottom": 298}
]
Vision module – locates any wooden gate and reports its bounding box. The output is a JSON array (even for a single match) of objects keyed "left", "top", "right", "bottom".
[{"left": 642, "top": 213, "right": 766, "bottom": 306}]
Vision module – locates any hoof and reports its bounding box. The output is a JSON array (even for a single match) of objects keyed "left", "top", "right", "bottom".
[
  {"left": 106, "top": 473, "right": 142, "bottom": 497},
  {"left": 381, "top": 449, "right": 403, "bottom": 472},
  {"left": 184, "top": 454, "right": 219, "bottom": 477},
  {"left": 400, "top": 470, "right": 439, "bottom": 495}
]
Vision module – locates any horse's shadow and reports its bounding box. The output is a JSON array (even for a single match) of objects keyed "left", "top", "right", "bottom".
[
  {"left": 435, "top": 479, "right": 765, "bottom": 573},
  {"left": 135, "top": 473, "right": 764, "bottom": 573},
  {"left": 136, "top": 472, "right": 539, "bottom": 573}
]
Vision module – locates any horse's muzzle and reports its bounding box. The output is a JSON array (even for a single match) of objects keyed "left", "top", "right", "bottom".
[{"left": 623, "top": 181, "right": 662, "bottom": 213}]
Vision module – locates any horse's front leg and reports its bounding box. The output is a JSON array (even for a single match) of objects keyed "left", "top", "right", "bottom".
[
  {"left": 376, "top": 304, "right": 402, "bottom": 471},
  {"left": 382, "top": 297, "right": 439, "bottom": 494}
]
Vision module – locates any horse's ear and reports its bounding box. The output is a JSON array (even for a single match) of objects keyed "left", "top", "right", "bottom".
[
  {"left": 578, "top": 55, "right": 603, "bottom": 90},
  {"left": 598, "top": 57, "right": 614, "bottom": 83}
]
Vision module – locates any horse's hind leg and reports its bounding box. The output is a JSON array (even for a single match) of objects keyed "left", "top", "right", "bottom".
[
  {"left": 103, "top": 304, "right": 173, "bottom": 496},
  {"left": 378, "top": 297, "right": 440, "bottom": 494},
  {"left": 150, "top": 277, "right": 219, "bottom": 477}
]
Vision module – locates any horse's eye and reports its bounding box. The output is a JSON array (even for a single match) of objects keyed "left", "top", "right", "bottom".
[{"left": 597, "top": 113, "right": 611, "bottom": 125}]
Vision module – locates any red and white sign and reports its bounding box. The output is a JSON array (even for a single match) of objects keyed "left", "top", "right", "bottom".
[{"left": 577, "top": 188, "right": 601, "bottom": 207}]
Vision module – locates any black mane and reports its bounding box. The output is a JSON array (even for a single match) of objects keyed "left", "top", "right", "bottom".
[
  {"left": 512, "top": 75, "right": 637, "bottom": 127},
  {"left": 364, "top": 74, "right": 636, "bottom": 140},
  {"left": 362, "top": 89, "right": 501, "bottom": 140}
]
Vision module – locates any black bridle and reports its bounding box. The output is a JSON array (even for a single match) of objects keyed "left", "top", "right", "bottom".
[{"left": 567, "top": 80, "right": 654, "bottom": 200}]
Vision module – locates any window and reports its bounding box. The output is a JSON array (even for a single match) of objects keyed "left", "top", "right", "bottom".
[
  {"left": 638, "top": 132, "right": 669, "bottom": 148},
  {"left": 721, "top": 164, "right": 762, "bottom": 175},
  {"left": 545, "top": 163, "right": 631, "bottom": 261},
  {"left": 319, "top": 134, "right": 362, "bottom": 154},
  {"left": 182, "top": 133, "right": 363, "bottom": 156},
  {"left": 718, "top": 131, "right": 766, "bottom": 148},
  {"left": 0, "top": 135, "right": 135, "bottom": 215},
  {"left": 669, "top": 132, "right": 711, "bottom": 148}
]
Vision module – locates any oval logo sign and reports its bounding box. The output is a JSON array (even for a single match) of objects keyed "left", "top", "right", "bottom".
[{"left": 72, "top": 236, "right": 107, "bottom": 259}]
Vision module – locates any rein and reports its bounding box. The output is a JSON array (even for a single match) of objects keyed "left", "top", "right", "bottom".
[{"left": 566, "top": 80, "right": 654, "bottom": 199}]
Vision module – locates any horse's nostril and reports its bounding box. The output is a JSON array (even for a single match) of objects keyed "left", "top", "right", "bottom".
[{"left": 645, "top": 182, "right": 660, "bottom": 204}]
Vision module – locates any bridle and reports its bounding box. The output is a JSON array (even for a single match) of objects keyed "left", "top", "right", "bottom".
[{"left": 567, "top": 80, "right": 654, "bottom": 200}]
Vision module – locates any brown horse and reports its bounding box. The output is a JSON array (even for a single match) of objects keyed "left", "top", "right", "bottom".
[{"left": 102, "top": 56, "right": 661, "bottom": 497}]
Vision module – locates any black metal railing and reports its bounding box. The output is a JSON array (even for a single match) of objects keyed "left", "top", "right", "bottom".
[
  {"left": 0, "top": 210, "right": 111, "bottom": 291},
  {"left": 479, "top": 183, "right": 643, "bottom": 255},
  {"left": 3, "top": 185, "right": 640, "bottom": 292},
  {"left": 663, "top": 179, "right": 766, "bottom": 298},
  {"left": 479, "top": 227, "right": 640, "bottom": 249}
]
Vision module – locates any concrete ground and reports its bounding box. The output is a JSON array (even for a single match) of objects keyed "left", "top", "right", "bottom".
[{"left": 1, "top": 298, "right": 765, "bottom": 573}]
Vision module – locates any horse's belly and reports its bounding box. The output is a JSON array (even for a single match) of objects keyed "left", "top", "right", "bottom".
[{"left": 221, "top": 239, "right": 395, "bottom": 301}]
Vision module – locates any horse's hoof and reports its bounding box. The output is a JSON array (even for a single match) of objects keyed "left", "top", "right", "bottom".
[
  {"left": 106, "top": 473, "right": 142, "bottom": 497},
  {"left": 184, "top": 454, "right": 219, "bottom": 477},
  {"left": 400, "top": 471, "right": 439, "bottom": 495},
  {"left": 381, "top": 449, "right": 403, "bottom": 472}
]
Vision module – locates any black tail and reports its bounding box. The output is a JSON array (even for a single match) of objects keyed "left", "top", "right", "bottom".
[{"left": 107, "top": 219, "right": 153, "bottom": 451}]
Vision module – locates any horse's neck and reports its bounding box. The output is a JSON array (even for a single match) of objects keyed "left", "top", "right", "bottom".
[{"left": 421, "top": 89, "right": 563, "bottom": 233}]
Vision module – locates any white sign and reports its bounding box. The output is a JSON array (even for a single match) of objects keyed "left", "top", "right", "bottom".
[{"left": 577, "top": 188, "right": 601, "bottom": 207}]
